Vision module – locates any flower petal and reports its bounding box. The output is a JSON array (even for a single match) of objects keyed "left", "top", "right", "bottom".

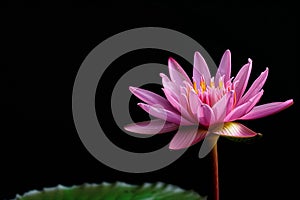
[
  {"left": 160, "top": 73, "right": 182, "bottom": 98},
  {"left": 162, "top": 88, "right": 180, "bottom": 111},
  {"left": 161, "top": 77, "right": 196, "bottom": 123},
  {"left": 233, "top": 59, "right": 252, "bottom": 102},
  {"left": 160, "top": 73, "right": 184, "bottom": 112},
  {"left": 215, "top": 122, "right": 258, "bottom": 138},
  {"left": 168, "top": 58, "right": 192, "bottom": 85},
  {"left": 215, "top": 49, "right": 231, "bottom": 84},
  {"left": 138, "top": 103, "right": 194, "bottom": 125},
  {"left": 193, "top": 51, "right": 211, "bottom": 83},
  {"left": 129, "top": 86, "right": 174, "bottom": 111},
  {"left": 224, "top": 90, "right": 264, "bottom": 122},
  {"left": 198, "top": 104, "right": 215, "bottom": 127},
  {"left": 178, "top": 87, "right": 198, "bottom": 123},
  {"left": 188, "top": 90, "right": 202, "bottom": 118},
  {"left": 238, "top": 67, "right": 269, "bottom": 106},
  {"left": 239, "top": 99, "right": 294, "bottom": 120},
  {"left": 124, "top": 119, "right": 178, "bottom": 134},
  {"left": 169, "top": 127, "right": 207, "bottom": 150},
  {"left": 212, "top": 91, "right": 234, "bottom": 123}
]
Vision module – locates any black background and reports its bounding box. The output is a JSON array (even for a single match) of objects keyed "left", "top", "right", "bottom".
[{"left": 2, "top": 1, "right": 299, "bottom": 200}]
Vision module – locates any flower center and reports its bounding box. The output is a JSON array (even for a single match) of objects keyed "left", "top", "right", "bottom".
[{"left": 192, "top": 75, "right": 235, "bottom": 107}]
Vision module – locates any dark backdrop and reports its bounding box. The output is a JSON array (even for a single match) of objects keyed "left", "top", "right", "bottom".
[{"left": 2, "top": 1, "right": 299, "bottom": 200}]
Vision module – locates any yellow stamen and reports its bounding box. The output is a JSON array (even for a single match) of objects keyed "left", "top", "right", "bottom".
[
  {"left": 193, "top": 81, "right": 198, "bottom": 94},
  {"left": 219, "top": 80, "right": 223, "bottom": 88},
  {"left": 210, "top": 81, "right": 215, "bottom": 88},
  {"left": 233, "top": 91, "right": 237, "bottom": 107},
  {"left": 200, "top": 80, "right": 206, "bottom": 91}
]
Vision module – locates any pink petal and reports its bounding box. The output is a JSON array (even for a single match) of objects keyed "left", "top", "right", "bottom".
[
  {"left": 215, "top": 122, "right": 258, "bottom": 137},
  {"left": 215, "top": 49, "right": 231, "bottom": 84},
  {"left": 161, "top": 77, "right": 196, "bottom": 123},
  {"left": 198, "top": 104, "right": 215, "bottom": 127},
  {"left": 239, "top": 99, "right": 294, "bottom": 120},
  {"left": 169, "top": 127, "right": 207, "bottom": 150},
  {"left": 193, "top": 51, "right": 211, "bottom": 83},
  {"left": 212, "top": 91, "right": 234, "bottom": 123},
  {"left": 233, "top": 59, "right": 252, "bottom": 102},
  {"left": 138, "top": 103, "right": 194, "bottom": 125},
  {"left": 224, "top": 90, "right": 264, "bottom": 122},
  {"left": 129, "top": 86, "right": 174, "bottom": 111},
  {"left": 178, "top": 87, "right": 198, "bottom": 123},
  {"left": 160, "top": 73, "right": 181, "bottom": 97},
  {"left": 124, "top": 119, "right": 178, "bottom": 134},
  {"left": 162, "top": 88, "right": 180, "bottom": 111},
  {"left": 238, "top": 68, "right": 269, "bottom": 106},
  {"left": 226, "top": 90, "right": 235, "bottom": 114},
  {"left": 160, "top": 73, "right": 184, "bottom": 112},
  {"left": 168, "top": 58, "right": 192, "bottom": 85},
  {"left": 188, "top": 90, "right": 201, "bottom": 118}
]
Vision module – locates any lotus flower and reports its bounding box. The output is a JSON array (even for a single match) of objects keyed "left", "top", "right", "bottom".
[{"left": 124, "top": 50, "right": 293, "bottom": 150}]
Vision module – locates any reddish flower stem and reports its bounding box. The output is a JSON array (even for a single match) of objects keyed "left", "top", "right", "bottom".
[{"left": 211, "top": 144, "right": 219, "bottom": 200}]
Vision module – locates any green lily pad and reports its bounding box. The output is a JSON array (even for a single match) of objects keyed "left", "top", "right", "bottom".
[{"left": 14, "top": 182, "right": 206, "bottom": 200}]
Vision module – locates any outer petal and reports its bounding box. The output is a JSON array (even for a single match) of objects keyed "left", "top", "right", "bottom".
[
  {"left": 138, "top": 103, "right": 194, "bottom": 125},
  {"left": 169, "top": 127, "right": 207, "bottom": 150},
  {"left": 160, "top": 73, "right": 180, "bottom": 97},
  {"left": 224, "top": 90, "right": 264, "bottom": 122},
  {"left": 193, "top": 51, "right": 211, "bottom": 83},
  {"left": 215, "top": 122, "right": 258, "bottom": 137},
  {"left": 239, "top": 99, "right": 294, "bottom": 120},
  {"left": 160, "top": 73, "right": 185, "bottom": 112},
  {"left": 162, "top": 88, "right": 180, "bottom": 111},
  {"left": 168, "top": 58, "right": 192, "bottom": 85},
  {"left": 215, "top": 49, "right": 231, "bottom": 84},
  {"left": 124, "top": 119, "right": 178, "bottom": 134},
  {"left": 129, "top": 86, "right": 174, "bottom": 111},
  {"left": 233, "top": 59, "right": 252, "bottom": 102},
  {"left": 238, "top": 68, "right": 269, "bottom": 106}
]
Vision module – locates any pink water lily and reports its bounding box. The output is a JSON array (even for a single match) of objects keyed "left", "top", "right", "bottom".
[{"left": 124, "top": 50, "right": 293, "bottom": 150}]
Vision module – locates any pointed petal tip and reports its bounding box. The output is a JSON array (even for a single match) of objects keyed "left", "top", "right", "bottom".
[
  {"left": 123, "top": 124, "right": 131, "bottom": 132},
  {"left": 168, "top": 57, "right": 179, "bottom": 70},
  {"left": 224, "top": 49, "right": 231, "bottom": 56},
  {"left": 194, "top": 51, "right": 201, "bottom": 56},
  {"left": 168, "top": 57, "right": 174, "bottom": 60},
  {"left": 248, "top": 58, "right": 253, "bottom": 63},
  {"left": 159, "top": 73, "right": 166, "bottom": 78},
  {"left": 262, "top": 67, "right": 269, "bottom": 75},
  {"left": 137, "top": 102, "right": 144, "bottom": 106},
  {"left": 287, "top": 99, "right": 294, "bottom": 105},
  {"left": 168, "top": 57, "right": 177, "bottom": 64},
  {"left": 168, "top": 138, "right": 194, "bottom": 150},
  {"left": 282, "top": 99, "right": 294, "bottom": 108},
  {"left": 129, "top": 86, "right": 137, "bottom": 92},
  {"left": 194, "top": 51, "right": 205, "bottom": 60},
  {"left": 168, "top": 143, "right": 179, "bottom": 150},
  {"left": 240, "top": 99, "right": 294, "bottom": 120}
]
